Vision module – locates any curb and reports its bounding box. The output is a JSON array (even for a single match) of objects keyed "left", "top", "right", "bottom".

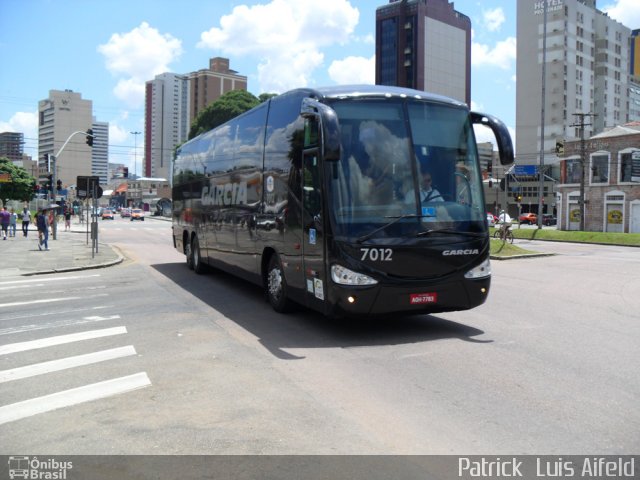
[
  {"left": 490, "top": 252, "right": 556, "bottom": 261},
  {"left": 21, "top": 244, "right": 125, "bottom": 277}
]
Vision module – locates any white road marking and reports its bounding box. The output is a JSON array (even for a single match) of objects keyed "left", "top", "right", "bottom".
[
  {"left": 0, "top": 293, "right": 108, "bottom": 309},
  {"left": 0, "top": 372, "right": 151, "bottom": 425},
  {"left": 0, "top": 326, "right": 127, "bottom": 355},
  {"left": 0, "top": 315, "right": 121, "bottom": 336},
  {"left": 0, "top": 274, "right": 101, "bottom": 286},
  {"left": 0, "top": 345, "right": 137, "bottom": 383}
]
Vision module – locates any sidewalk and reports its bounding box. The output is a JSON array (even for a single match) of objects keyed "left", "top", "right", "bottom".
[{"left": 0, "top": 223, "right": 123, "bottom": 277}]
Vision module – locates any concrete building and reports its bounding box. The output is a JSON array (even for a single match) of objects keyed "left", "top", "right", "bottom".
[
  {"left": 375, "top": 0, "right": 471, "bottom": 105},
  {"left": 556, "top": 122, "right": 640, "bottom": 232},
  {"left": 0, "top": 132, "right": 24, "bottom": 163},
  {"left": 144, "top": 72, "right": 190, "bottom": 181},
  {"left": 189, "top": 57, "right": 248, "bottom": 125},
  {"left": 516, "top": 0, "right": 632, "bottom": 167},
  {"left": 91, "top": 120, "right": 109, "bottom": 185},
  {"left": 38, "top": 90, "right": 93, "bottom": 190}
]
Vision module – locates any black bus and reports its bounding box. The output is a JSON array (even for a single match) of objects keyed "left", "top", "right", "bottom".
[{"left": 172, "top": 85, "right": 513, "bottom": 317}]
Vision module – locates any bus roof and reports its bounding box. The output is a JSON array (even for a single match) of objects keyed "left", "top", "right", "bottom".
[{"left": 287, "top": 84, "right": 468, "bottom": 109}]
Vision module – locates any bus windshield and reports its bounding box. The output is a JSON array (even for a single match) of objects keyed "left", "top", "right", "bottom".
[{"left": 327, "top": 99, "right": 486, "bottom": 242}]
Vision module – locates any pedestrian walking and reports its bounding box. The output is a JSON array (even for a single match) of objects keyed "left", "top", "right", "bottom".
[
  {"left": 36, "top": 209, "right": 49, "bottom": 251},
  {"left": 64, "top": 208, "right": 71, "bottom": 231},
  {"left": 0, "top": 206, "right": 10, "bottom": 240},
  {"left": 21, "top": 207, "right": 31, "bottom": 237},
  {"left": 8, "top": 209, "right": 17, "bottom": 237}
]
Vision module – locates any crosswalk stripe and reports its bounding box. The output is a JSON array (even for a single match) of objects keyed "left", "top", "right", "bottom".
[
  {"left": 0, "top": 326, "right": 127, "bottom": 355},
  {"left": 0, "top": 315, "right": 121, "bottom": 337},
  {"left": 0, "top": 345, "right": 137, "bottom": 383},
  {"left": 0, "top": 372, "right": 151, "bottom": 425}
]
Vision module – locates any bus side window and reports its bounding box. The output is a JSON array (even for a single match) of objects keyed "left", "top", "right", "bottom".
[
  {"left": 304, "top": 117, "right": 319, "bottom": 148},
  {"left": 303, "top": 154, "right": 321, "bottom": 218}
]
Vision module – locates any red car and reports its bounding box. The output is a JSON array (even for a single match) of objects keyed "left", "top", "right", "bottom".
[{"left": 519, "top": 212, "right": 537, "bottom": 225}]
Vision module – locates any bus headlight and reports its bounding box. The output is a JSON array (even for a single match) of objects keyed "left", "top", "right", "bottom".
[
  {"left": 331, "top": 264, "right": 378, "bottom": 285},
  {"left": 464, "top": 258, "right": 491, "bottom": 279}
]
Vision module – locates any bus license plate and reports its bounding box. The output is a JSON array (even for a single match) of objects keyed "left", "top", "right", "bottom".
[{"left": 410, "top": 292, "right": 437, "bottom": 305}]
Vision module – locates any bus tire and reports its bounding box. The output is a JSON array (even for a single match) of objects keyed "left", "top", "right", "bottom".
[
  {"left": 266, "top": 254, "right": 293, "bottom": 313},
  {"left": 185, "top": 235, "right": 194, "bottom": 270},
  {"left": 191, "top": 236, "right": 206, "bottom": 274}
]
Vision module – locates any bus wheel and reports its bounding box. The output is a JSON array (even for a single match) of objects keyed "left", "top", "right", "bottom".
[
  {"left": 185, "top": 237, "right": 194, "bottom": 270},
  {"left": 266, "top": 254, "right": 292, "bottom": 313},
  {"left": 191, "top": 236, "right": 206, "bottom": 274}
]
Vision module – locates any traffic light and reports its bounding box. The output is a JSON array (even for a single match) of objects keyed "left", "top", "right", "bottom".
[
  {"left": 123, "top": 167, "right": 129, "bottom": 178},
  {"left": 46, "top": 174, "right": 53, "bottom": 192},
  {"left": 86, "top": 129, "right": 94, "bottom": 147},
  {"left": 517, "top": 195, "right": 522, "bottom": 202},
  {"left": 43, "top": 153, "right": 50, "bottom": 171},
  {"left": 57, "top": 179, "right": 62, "bottom": 191},
  {"left": 555, "top": 140, "right": 564, "bottom": 155}
]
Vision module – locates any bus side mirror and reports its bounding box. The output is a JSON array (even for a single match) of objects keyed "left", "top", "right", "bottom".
[
  {"left": 471, "top": 111, "right": 514, "bottom": 166},
  {"left": 301, "top": 98, "right": 341, "bottom": 162}
]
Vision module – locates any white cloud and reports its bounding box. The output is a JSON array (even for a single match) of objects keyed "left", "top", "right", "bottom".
[
  {"left": 601, "top": 0, "right": 640, "bottom": 29},
  {"left": 482, "top": 8, "right": 505, "bottom": 32},
  {"left": 98, "top": 22, "right": 183, "bottom": 107},
  {"left": 328, "top": 55, "right": 375, "bottom": 84},
  {"left": 472, "top": 37, "right": 517, "bottom": 70},
  {"left": 197, "top": 0, "right": 359, "bottom": 93}
]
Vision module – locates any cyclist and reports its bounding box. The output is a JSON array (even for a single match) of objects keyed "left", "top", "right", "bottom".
[{"left": 497, "top": 209, "right": 512, "bottom": 239}]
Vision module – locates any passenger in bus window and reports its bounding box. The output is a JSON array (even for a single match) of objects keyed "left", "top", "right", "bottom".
[{"left": 455, "top": 164, "right": 471, "bottom": 205}]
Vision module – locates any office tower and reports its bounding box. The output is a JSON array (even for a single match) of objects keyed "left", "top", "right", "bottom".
[
  {"left": 144, "top": 72, "right": 190, "bottom": 180},
  {"left": 516, "top": 0, "right": 632, "bottom": 165},
  {"left": 91, "top": 120, "right": 109, "bottom": 185},
  {"left": 38, "top": 90, "right": 93, "bottom": 188},
  {"left": 189, "top": 57, "right": 248, "bottom": 125},
  {"left": 375, "top": 0, "right": 471, "bottom": 105},
  {"left": 0, "top": 132, "right": 24, "bottom": 163}
]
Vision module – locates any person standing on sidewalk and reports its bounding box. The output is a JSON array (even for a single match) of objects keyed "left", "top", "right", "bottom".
[
  {"left": 21, "top": 207, "right": 31, "bottom": 237},
  {"left": 8, "top": 209, "right": 17, "bottom": 237},
  {"left": 0, "top": 206, "right": 10, "bottom": 240},
  {"left": 36, "top": 209, "right": 49, "bottom": 251},
  {"left": 64, "top": 207, "right": 71, "bottom": 231}
]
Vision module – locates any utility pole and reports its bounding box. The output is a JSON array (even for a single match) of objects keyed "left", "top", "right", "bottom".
[{"left": 570, "top": 113, "right": 595, "bottom": 231}]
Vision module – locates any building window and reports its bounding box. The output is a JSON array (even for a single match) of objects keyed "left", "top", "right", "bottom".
[
  {"left": 564, "top": 158, "right": 582, "bottom": 184},
  {"left": 620, "top": 150, "right": 639, "bottom": 183},
  {"left": 590, "top": 153, "right": 609, "bottom": 184}
]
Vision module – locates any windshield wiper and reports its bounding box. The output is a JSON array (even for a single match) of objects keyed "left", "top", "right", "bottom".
[
  {"left": 416, "top": 228, "right": 486, "bottom": 238},
  {"left": 355, "top": 214, "right": 434, "bottom": 244}
]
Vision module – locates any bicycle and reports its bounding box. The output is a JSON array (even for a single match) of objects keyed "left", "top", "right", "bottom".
[{"left": 493, "top": 223, "right": 514, "bottom": 244}]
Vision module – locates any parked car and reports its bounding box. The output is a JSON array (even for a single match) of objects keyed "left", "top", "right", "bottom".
[
  {"left": 542, "top": 214, "right": 557, "bottom": 226},
  {"left": 130, "top": 208, "right": 145, "bottom": 221},
  {"left": 486, "top": 212, "right": 497, "bottom": 227},
  {"left": 101, "top": 208, "right": 114, "bottom": 220},
  {"left": 519, "top": 212, "right": 537, "bottom": 225}
]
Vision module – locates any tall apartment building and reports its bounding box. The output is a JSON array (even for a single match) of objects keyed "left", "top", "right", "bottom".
[
  {"left": 630, "top": 29, "right": 640, "bottom": 123},
  {"left": 375, "top": 0, "right": 471, "bottom": 105},
  {"left": 144, "top": 72, "right": 190, "bottom": 181},
  {"left": 189, "top": 57, "right": 248, "bottom": 125},
  {"left": 38, "top": 90, "right": 93, "bottom": 188},
  {"left": 0, "top": 131, "right": 24, "bottom": 163},
  {"left": 91, "top": 120, "right": 109, "bottom": 185},
  {"left": 516, "top": 0, "right": 632, "bottom": 166}
]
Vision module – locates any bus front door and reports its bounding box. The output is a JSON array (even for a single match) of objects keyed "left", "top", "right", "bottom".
[{"left": 302, "top": 150, "right": 326, "bottom": 311}]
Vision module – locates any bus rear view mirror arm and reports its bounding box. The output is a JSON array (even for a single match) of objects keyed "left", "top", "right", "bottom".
[{"left": 470, "top": 111, "right": 514, "bottom": 166}]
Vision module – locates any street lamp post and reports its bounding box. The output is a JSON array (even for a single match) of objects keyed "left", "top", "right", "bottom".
[{"left": 130, "top": 131, "right": 141, "bottom": 207}]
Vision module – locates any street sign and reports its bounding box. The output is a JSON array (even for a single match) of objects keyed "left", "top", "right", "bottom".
[
  {"left": 76, "top": 175, "right": 103, "bottom": 199},
  {"left": 0, "top": 173, "right": 12, "bottom": 183}
]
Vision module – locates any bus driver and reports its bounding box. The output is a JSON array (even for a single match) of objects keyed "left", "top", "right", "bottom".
[{"left": 406, "top": 168, "right": 443, "bottom": 205}]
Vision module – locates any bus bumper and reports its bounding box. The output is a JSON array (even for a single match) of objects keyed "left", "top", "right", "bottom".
[{"left": 328, "top": 277, "right": 491, "bottom": 317}]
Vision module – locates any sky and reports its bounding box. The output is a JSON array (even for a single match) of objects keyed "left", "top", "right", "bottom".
[{"left": 1, "top": 0, "right": 639, "bottom": 173}]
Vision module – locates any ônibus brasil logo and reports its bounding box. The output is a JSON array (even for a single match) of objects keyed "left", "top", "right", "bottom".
[{"left": 7, "top": 456, "right": 73, "bottom": 479}]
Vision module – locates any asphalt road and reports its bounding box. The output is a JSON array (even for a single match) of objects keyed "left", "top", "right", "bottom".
[{"left": 1, "top": 217, "right": 638, "bottom": 455}]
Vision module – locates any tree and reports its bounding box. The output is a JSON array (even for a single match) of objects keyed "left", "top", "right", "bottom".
[
  {"left": 188, "top": 90, "right": 260, "bottom": 140},
  {"left": 0, "top": 156, "right": 36, "bottom": 205}
]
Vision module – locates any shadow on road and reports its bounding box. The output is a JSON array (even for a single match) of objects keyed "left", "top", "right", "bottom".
[{"left": 152, "top": 262, "right": 490, "bottom": 360}]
